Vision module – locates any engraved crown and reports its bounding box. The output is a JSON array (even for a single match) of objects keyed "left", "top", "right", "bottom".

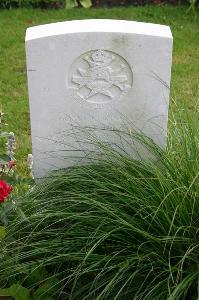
[{"left": 91, "top": 50, "right": 111, "bottom": 63}]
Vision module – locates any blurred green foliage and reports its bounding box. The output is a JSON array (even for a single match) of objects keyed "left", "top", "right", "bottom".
[
  {"left": 0, "top": 0, "right": 93, "bottom": 9},
  {"left": 0, "top": 0, "right": 197, "bottom": 8}
]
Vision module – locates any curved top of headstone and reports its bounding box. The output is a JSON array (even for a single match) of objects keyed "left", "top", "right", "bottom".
[{"left": 26, "top": 19, "right": 172, "bottom": 41}]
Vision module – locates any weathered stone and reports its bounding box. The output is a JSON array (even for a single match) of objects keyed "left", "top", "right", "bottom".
[{"left": 26, "top": 19, "right": 173, "bottom": 178}]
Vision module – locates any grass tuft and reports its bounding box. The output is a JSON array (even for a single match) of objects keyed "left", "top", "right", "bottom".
[{"left": 0, "top": 107, "right": 198, "bottom": 299}]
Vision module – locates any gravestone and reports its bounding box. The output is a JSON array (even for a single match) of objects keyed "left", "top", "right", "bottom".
[{"left": 26, "top": 19, "right": 173, "bottom": 178}]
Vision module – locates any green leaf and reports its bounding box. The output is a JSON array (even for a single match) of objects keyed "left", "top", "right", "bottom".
[
  {"left": 0, "top": 226, "right": 6, "bottom": 239},
  {"left": 0, "top": 288, "right": 10, "bottom": 296},
  {"left": 80, "top": 0, "right": 92, "bottom": 8},
  {"left": 65, "top": 0, "right": 78, "bottom": 9},
  {"left": 0, "top": 284, "right": 31, "bottom": 300}
]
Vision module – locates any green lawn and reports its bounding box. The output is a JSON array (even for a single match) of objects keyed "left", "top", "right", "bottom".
[{"left": 0, "top": 6, "right": 198, "bottom": 175}]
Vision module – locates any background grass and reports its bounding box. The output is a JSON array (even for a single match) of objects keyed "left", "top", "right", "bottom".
[{"left": 0, "top": 6, "right": 198, "bottom": 175}]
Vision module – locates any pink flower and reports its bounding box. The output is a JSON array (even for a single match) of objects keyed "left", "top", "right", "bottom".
[{"left": 7, "top": 160, "right": 16, "bottom": 169}]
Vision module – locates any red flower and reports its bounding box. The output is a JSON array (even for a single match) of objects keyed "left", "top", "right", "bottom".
[{"left": 0, "top": 179, "right": 13, "bottom": 203}]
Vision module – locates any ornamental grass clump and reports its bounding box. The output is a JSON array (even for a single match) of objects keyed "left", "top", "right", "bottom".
[{"left": 0, "top": 110, "right": 198, "bottom": 299}]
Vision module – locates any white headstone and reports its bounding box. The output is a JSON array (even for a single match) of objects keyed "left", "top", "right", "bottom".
[{"left": 26, "top": 19, "right": 173, "bottom": 178}]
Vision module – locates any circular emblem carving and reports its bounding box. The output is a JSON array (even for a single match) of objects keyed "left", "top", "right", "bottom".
[{"left": 69, "top": 49, "right": 133, "bottom": 104}]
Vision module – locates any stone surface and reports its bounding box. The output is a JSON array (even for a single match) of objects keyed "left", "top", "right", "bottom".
[{"left": 26, "top": 19, "right": 173, "bottom": 178}]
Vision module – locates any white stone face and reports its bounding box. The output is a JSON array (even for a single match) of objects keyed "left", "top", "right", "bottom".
[{"left": 26, "top": 19, "right": 173, "bottom": 178}]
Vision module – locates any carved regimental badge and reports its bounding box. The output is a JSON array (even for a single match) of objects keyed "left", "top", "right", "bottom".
[{"left": 69, "top": 50, "right": 133, "bottom": 104}]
